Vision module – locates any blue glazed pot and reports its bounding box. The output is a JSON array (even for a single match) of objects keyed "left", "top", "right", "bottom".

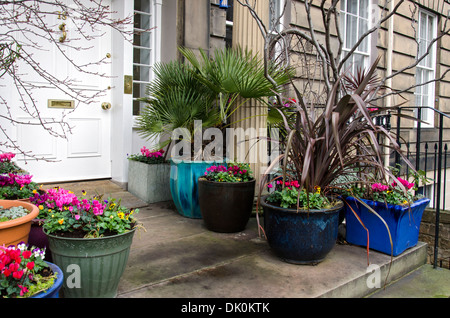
[
  {"left": 31, "top": 261, "right": 63, "bottom": 298},
  {"left": 170, "top": 159, "right": 225, "bottom": 219},
  {"left": 343, "top": 197, "right": 431, "bottom": 256},
  {"left": 260, "top": 196, "right": 343, "bottom": 264}
]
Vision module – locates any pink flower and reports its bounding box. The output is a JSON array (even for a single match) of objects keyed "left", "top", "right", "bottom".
[
  {"left": 372, "top": 183, "right": 389, "bottom": 192},
  {"left": 19, "top": 285, "right": 28, "bottom": 296},
  {"left": 392, "top": 178, "right": 414, "bottom": 190},
  {"left": 13, "top": 270, "right": 24, "bottom": 280},
  {"left": 267, "top": 184, "right": 273, "bottom": 188}
]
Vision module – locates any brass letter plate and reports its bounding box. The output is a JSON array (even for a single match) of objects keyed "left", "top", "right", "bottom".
[
  {"left": 48, "top": 99, "right": 75, "bottom": 109},
  {"left": 124, "top": 75, "right": 133, "bottom": 94}
]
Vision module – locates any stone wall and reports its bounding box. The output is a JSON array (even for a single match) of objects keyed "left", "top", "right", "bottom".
[{"left": 419, "top": 208, "right": 450, "bottom": 268}]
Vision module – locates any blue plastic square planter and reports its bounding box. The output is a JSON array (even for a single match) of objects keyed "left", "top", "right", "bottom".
[{"left": 344, "top": 197, "right": 430, "bottom": 256}]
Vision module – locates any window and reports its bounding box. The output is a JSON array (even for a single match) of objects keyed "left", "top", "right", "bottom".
[
  {"left": 133, "top": 0, "right": 156, "bottom": 115},
  {"left": 225, "top": 0, "right": 234, "bottom": 48},
  {"left": 415, "top": 9, "right": 437, "bottom": 126},
  {"left": 340, "top": 0, "right": 371, "bottom": 74}
]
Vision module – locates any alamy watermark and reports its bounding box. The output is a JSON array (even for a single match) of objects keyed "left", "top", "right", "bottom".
[
  {"left": 366, "top": 264, "right": 381, "bottom": 289},
  {"left": 170, "top": 120, "right": 280, "bottom": 168}
]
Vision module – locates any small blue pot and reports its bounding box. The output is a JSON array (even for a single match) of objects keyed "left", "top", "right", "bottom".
[
  {"left": 344, "top": 197, "right": 430, "bottom": 256},
  {"left": 30, "top": 261, "right": 63, "bottom": 298},
  {"left": 170, "top": 159, "right": 225, "bottom": 218},
  {"left": 261, "top": 196, "right": 343, "bottom": 264}
]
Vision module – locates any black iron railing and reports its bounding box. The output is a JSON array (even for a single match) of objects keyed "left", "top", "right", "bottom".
[{"left": 390, "top": 106, "right": 450, "bottom": 269}]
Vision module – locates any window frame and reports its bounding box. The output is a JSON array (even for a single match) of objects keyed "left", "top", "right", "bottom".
[
  {"left": 415, "top": 8, "right": 438, "bottom": 127},
  {"left": 132, "top": 0, "right": 160, "bottom": 116},
  {"left": 339, "top": 0, "right": 372, "bottom": 75}
]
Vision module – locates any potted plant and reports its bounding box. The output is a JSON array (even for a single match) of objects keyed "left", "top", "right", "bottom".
[
  {"left": 0, "top": 200, "right": 39, "bottom": 246},
  {"left": 0, "top": 153, "right": 25, "bottom": 175},
  {"left": 136, "top": 47, "right": 292, "bottom": 219},
  {"left": 127, "top": 146, "right": 171, "bottom": 203},
  {"left": 136, "top": 57, "right": 222, "bottom": 219},
  {"left": 0, "top": 152, "right": 41, "bottom": 202},
  {"left": 198, "top": 162, "right": 255, "bottom": 233},
  {"left": 258, "top": 57, "right": 410, "bottom": 264},
  {"left": 37, "top": 188, "right": 140, "bottom": 298},
  {"left": 0, "top": 243, "right": 63, "bottom": 298},
  {"left": 343, "top": 169, "right": 430, "bottom": 256},
  {"left": 28, "top": 187, "right": 75, "bottom": 262},
  {"left": 0, "top": 173, "right": 40, "bottom": 201}
]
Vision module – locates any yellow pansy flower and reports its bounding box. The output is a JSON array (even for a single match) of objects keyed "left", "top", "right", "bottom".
[
  {"left": 58, "top": 219, "right": 64, "bottom": 225},
  {"left": 118, "top": 212, "right": 125, "bottom": 219}
]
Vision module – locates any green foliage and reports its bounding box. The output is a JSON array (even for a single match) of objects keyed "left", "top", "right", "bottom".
[
  {"left": 135, "top": 47, "right": 293, "bottom": 152},
  {"left": 135, "top": 60, "right": 220, "bottom": 149},
  {"left": 0, "top": 244, "right": 49, "bottom": 298},
  {"left": 0, "top": 206, "right": 29, "bottom": 222},
  {"left": 266, "top": 187, "right": 333, "bottom": 210},
  {"left": 32, "top": 187, "right": 139, "bottom": 238}
]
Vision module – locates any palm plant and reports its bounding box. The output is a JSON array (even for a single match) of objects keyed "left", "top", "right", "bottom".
[
  {"left": 135, "top": 60, "right": 220, "bottom": 151},
  {"left": 178, "top": 46, "right": 294, "bottom": 126},
  {"left": 136, "top": 47, "right": 293, "bottom": 157}
]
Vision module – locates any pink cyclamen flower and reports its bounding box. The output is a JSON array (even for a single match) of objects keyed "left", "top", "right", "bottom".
[
  {"left": 372, "top": 183, "right": 389, "bottom": 192},
  {"left": 392, "top": 178, "right": 415, "bottom": 190}
]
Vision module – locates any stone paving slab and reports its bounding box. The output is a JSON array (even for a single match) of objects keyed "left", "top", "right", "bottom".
[
  {"left": 117, "top": 204, "right": 428, "bottom": 298},
  {"left": 44, "top": 180, "right": 440, "bottom": 300}
]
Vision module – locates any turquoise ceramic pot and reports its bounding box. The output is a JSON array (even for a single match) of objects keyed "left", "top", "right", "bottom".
[{"left": 170, "top": 159, "right": 225, "bottom": 218}]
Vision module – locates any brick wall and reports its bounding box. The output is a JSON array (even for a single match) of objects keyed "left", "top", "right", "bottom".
[{"left": 419, "top": 209, "right": 450, "bottom": 268}]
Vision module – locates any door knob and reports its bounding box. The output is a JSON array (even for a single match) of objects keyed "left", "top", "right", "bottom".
[{"left": 101, "top": 102, "right": 111, "bottom": 110}]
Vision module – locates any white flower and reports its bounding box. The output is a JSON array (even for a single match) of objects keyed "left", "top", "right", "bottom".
[{"left": 17, "top": 243, "right": 27, "bottom": 251}]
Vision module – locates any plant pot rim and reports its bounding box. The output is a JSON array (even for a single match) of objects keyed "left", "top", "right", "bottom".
[
  {"left": 260, "top": 195, "right": 343, "bottom": 214},
  {"left": 0, "top": 200, "right": 39, "bottom": 229},
  {"left": 44, "top": 226, "right": 137, "bottom": 242},
  {"left": 198, "top": 177, "right": 256, "bottom": 185}
]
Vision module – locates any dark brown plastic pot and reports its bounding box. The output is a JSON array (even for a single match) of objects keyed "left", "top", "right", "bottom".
[{"left": 198, "top": 178, "right": 256, "bottom": 233}]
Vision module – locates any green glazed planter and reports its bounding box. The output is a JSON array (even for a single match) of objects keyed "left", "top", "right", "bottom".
[{"left": 46, "top": 228, "right": 136, "bottom": 298}]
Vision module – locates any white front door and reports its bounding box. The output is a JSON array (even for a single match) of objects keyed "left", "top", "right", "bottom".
[{"left": 0, "top": 1, "right": 113, "bottom": 183}]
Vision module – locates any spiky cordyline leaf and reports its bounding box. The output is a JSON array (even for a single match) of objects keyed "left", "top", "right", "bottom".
[{"left": 261, "top": 56, "right": 415, "bottom": 196}]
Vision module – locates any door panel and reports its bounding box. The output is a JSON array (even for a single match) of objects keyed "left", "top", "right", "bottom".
[{"left": 0, "top": 0, "right": 113, "bottom": 183}]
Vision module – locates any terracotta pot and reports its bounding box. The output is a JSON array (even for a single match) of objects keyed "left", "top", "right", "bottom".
[{"left": 0, "top": 200, "right": 39, "bottom": 246}]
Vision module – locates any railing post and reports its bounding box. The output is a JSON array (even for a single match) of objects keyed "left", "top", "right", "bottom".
[
  {"left": 395, "top": 108, "right": 401, "bottom": 167},
  {"left": 416, "top": 108, "right": 421, "bottom": 172},
  {"left": 433, "top": 113, "right": 443, "bottom": 269}
]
